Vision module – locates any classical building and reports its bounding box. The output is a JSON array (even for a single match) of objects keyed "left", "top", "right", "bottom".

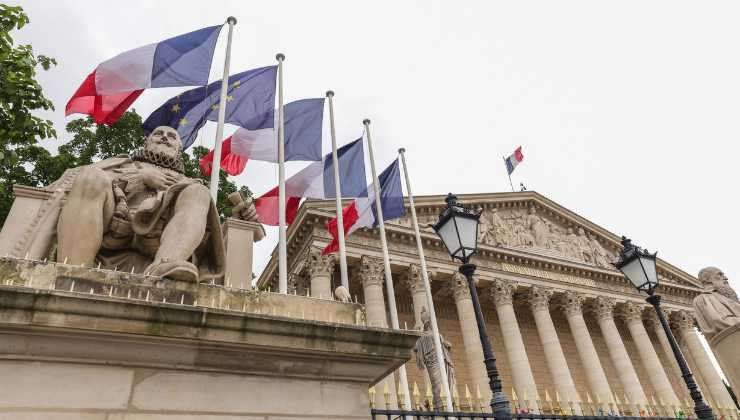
[{"left": 258, "top": 191, "right": 738, "bottom": 415}]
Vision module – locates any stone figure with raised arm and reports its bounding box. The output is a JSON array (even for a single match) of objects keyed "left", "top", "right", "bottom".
[
  {"left": 16, "top": 126, "right": 226, "bottom": 283},
  {"left": 414, "top": 306, "right": 457, "bottom": 409}
]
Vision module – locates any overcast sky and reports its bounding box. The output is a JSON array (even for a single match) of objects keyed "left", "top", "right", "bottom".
[{"left": 13, "top": 0, "right": 740, "bottom": 296}]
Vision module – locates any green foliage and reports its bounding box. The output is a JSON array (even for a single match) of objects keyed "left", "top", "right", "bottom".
[{"left": 0, "top": 4, "right": 57, "bottom": 223}]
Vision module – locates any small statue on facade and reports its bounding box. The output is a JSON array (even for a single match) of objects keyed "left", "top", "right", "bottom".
[
  {"left": 693, "top": 267, "right": 740, "bottom": 338},
  {"left": 413, "top": 306, "right": 457, "bottom": 409}
]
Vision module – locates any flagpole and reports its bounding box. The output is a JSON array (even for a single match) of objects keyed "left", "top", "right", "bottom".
[
  {"left": 276, "top": 53, "right": 287, "bottom": 294},
  {"left": 326, "top": 91, "right": 349, "bottom": 290},
  {"left": 398, "top": 147, "right": 454, "bottom": 412},
  {"left": 504, "top": 157, "right": 515, "bottom": 192},
  {"left": 363, "top": 119, "right": 411, "bottom": 410},
  {"left": 208, "top": 16, "right": 237, "bottom": 201}
]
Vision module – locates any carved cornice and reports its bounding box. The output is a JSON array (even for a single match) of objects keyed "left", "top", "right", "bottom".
[
  {"left": 528, "top": 285, "right": 553, "bottom": 313},
  {"left": 562, "top": 291, "right": 585, "bottom": 317},
  {"left": 359, "top": 255, "right": 384, "bottom": 288},
  {"left": 490, "top": 278, "right": 517, "bottom": 306},
  {"left": 593, "top": 296, "right": 616, "bottom": 321},
  {"left": 622, "top": 301, "right": 647, "bottom": 325},
  {"left": 450, "top": 272, "right": 470, "bottom": 302},
  {"left": 402, "top": 264, "right": 429, "bottom": 295},
  {"left": 305, "top": 247, "right": 335, "bottom": 277}
]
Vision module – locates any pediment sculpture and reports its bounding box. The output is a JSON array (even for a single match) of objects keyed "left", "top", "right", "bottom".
[{"left": 477, "top": 205, "right": 616, "bottom": 268}]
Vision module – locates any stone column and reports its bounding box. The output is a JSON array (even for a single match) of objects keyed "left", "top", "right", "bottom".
[
  {"left": 490, "top": 278, "right": 539, "bottom": 411},
  {"left": 646, "top": 310, "right": 689, "bottom": 401},
  {"left": 360, "top": 255, "right": 397, "bottom": 407},
  {"left": 450, "top": 272, "right": 490, "bottom": 403},
  {"left": 561, "top": 291, "right": 614, "bottom": 406},
  {"left": 306, "top": 247, "right": 335, "bottom": 299},
  {"left": 402, "top": 264, "right": 429, "bottom": 330},
  {"left": 593, "top": 297, "right": 648, "bottom": 411},
  {"left": 674, "top": 311, "right": 735, "bottom": 410},
  {"left": 622, "top": 302, "right": 680, "bottom": 408},
  {"left": 528, "top": 286, "right": 580, "bottom": 413}
]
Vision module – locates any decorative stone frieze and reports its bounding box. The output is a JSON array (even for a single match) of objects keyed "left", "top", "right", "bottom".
[
  {"left": 562, "top": 290, "right": 585, "bottom": 317},
  {"left": 450, "top": 272, "right": 471, "bottom": 302},
  {"left": 306, "top": 247, "right": 335, "bottom": 277},
  {"left": 528, "top": 285, "right": 552, "bottom": 313},
  {"left": 593, "top": 296, "right": 616, "bottom": 321},
  {"left": 490, "top": 278, "right": 516, "bottom": 306},
  {"left": 359, "top": 256, "right": 384, "bottom": 288}
]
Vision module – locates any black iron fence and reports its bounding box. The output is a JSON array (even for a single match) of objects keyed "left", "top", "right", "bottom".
[{"left": 370, "top": 410, "right": 688, "bottom": 420}]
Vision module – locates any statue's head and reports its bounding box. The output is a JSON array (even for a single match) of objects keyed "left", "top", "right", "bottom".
[
  {"left": 145, "top": 126, "right": 183, "bottom": 160},
  {"left": 577, "top": 227, "right": 585, "bottom": 235},
  {"left": 420, "top": 306, "right": 432, "bottom": 331},
  {"left": 528, "top": 205, "right": 536, "bottom": 215},
  {"left": 698, "top": 267, "right": 737, "bottom": 300}
]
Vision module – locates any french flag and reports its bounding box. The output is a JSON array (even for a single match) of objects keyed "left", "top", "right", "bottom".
[
  {"left": 505, "top": 146, "right": 524, "bottom": 175},
  {"left": 199, "top": 98, "right": 325, "bottom": 176},
  {"left": 254, "top": 138, "right": 367, "bottom": 226},
  {"left": 66, "top": 25, "right": 222, "bottom": 125},
  {"left": 323, "top": 158, "right": 405, "bottom": 255}
]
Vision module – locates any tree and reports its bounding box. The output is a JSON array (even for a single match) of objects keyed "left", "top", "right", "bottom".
[{"left": 0, "top": 4, "right": 57, "bottom": 224}]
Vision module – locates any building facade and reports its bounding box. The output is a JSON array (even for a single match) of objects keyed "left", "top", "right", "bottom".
[{"left": 258, "top": 191, "right": 736, "bottom": 415}]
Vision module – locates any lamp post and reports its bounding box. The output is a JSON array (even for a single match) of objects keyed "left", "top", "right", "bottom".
[
  {"left": 432, "top": 193, "right": 511, "bottom": 420},
  {"left": 614, "top": 236, "right": 715, "bottom": 420}
]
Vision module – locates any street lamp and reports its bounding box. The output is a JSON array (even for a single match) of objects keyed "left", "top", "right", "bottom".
[
  {"left": 432, "top": 193, "right": 511, "bottom": 420},
  {"left": 614, "top": 236, "right": 715, "bottom": 420}
]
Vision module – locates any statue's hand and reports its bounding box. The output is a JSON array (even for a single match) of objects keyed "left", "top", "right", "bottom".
[{"left": 140, "top": 165, "right": 178, "bottom": 190}]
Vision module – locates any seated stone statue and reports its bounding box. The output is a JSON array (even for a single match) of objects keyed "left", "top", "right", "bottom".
[
  {"left": 15, "top": 126, "right": 225, "bottom": 283},
  {"left": 693, "top": 267, "right": 740, "bottom": 338}
]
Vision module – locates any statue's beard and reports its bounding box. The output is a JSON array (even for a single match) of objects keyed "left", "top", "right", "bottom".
[
  {"left": 715, "top": 285, "right": 739, "bottom": 302},
  {"left": 131, "top": 145, "right": 184, "bottom": 173}
]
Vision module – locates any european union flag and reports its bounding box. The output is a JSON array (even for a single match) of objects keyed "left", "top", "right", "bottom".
[{"left": 143, "top": 65, "right": 277, "bottom": 149}]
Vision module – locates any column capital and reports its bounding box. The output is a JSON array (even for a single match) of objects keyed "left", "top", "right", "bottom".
[
  {"left": 672, "top": 310, "right": 696, "bottom": 334},
  {"left": 359, "top": 255, "right": 384, "bottom": 288},
  {"left": 450, "top": 272, "right": 471, "bottom": 302},
  {"left": 306, "top": 246, "right": 335, "bottom": 277},
  {"left": 490, "top": 278, "right": 516, "bottom": 306},
  {"left": 622, "top": 301, "right": 647, "bottom": 325},
  {"left": 402, "top": 264, "right": 429, "bottom": 294},
  {"left": 593, "top": 296, "right": 616, "bottom": 321},
  {"left": 562, "top": 290, "right": 585, "bottom": 318},
  {"left": 528, "top": 285, "right": 553, "bottom": 313}
]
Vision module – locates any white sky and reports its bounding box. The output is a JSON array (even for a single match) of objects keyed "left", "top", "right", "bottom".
[
  {"left": 14, "top": 1, "right": 740, "bottom": 295},
  {"left": 12, "top": 0, "right": 740, "bottom": 387}
]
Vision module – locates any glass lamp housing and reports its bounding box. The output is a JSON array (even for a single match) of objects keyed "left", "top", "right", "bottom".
[
  {"left": 614, "top": 236, "right": 659, "bottom": 294},
  {"left": 433, "top": 194, "right": 481, "bottom": 263}
]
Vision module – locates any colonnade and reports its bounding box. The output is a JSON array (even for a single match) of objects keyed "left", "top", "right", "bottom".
[{"left": 304, "top": 248, "right": 735, "bottom": 415}]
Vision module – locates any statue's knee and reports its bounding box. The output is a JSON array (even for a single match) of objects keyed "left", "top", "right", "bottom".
[
  {"left": 73, "top": 167, "right": 110, "bottom": 199},
  {"left": 181, "top": 183, "right": 211, "bottom": 206}
]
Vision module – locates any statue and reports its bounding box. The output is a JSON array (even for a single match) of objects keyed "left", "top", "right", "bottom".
[
  {"left": 693, "top": 267, "right": 740, "bottom": 338},
  {"left": 413, "top": 307, "right": 457, "bottom": 409},
  {"left": 523, "top": 205, "right": 548, "bottom": 247},
  {"left": 23, "top": 126, "right": 225, "bottom": 283},
  {"left": 587, "top": 232, "right": 611, "bottom": 268}
]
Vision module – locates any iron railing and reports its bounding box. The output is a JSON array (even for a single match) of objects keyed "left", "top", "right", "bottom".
[{"left": 370, "top": 410, "right": 689, "bottom": 420}]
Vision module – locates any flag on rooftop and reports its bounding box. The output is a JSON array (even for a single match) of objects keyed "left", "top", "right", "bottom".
[
  {"left": 254, "top": 138, "right": 368, "bottom": 226},
  {"left": 143, "top": 66, "right": 278, "bottom": 149},
  {"left": 323, "top": 158, "right": 405, "bottom": 255},
  {"left": 66, "top": 25, "right": 223, "bottom": 125},
  {"left": 198, "top": 98, "right": 324, "bottom": 176},
  {"left": 505, "top": 146, "right": 524, "bottom": 175}
]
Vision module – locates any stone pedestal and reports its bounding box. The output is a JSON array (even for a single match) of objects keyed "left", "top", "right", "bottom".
[
  {"left": 709, "top": 324, "right": 740, "bottom": 392},
  {"left": 222, "top": 218, "right": 265, "bottom": 289},
  {"left": 0, "top": 259, "right": 419, "bottom": 419}
]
